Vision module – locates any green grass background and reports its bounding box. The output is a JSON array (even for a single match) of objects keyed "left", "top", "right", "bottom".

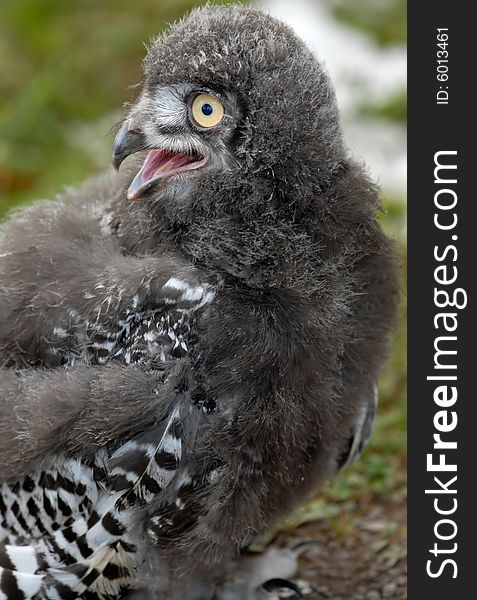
[{"left": 0, "top": 0, "right": 406, "bottom": 541}]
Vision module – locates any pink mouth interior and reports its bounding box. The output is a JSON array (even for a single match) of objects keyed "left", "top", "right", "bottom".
[
  {"left": 141, "top": 149, "right": 196, "bottom": 181},
  {"left": 127, "top": 149, "right": 205, "bottom": 200}
]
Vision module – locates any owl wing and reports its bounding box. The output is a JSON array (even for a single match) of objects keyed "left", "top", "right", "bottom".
[
  {"left": 0, "top": 272, "right": 219, "bottom": 599},
  {"left": 0, "top": 262, "right": 219, "bottom": 485}
]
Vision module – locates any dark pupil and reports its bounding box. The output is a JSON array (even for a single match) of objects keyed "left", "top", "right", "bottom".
[{"left": 201, "top": 103, "right": 213, "bottom": 116}]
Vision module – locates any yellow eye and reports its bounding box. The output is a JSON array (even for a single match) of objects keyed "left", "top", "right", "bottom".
[{"left": 190, "top": 93, "right": 225, "bottom": 128}]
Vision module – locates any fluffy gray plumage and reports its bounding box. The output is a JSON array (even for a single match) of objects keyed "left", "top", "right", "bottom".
[{"left": 0, "top": 5, "right": 399, "bottom": 600}]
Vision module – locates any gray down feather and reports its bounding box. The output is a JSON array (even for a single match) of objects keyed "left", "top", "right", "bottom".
[{"left": 0, "top": 6, "right": 400, "bottom": 599}]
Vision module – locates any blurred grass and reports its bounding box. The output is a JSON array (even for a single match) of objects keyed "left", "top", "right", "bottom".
[
  {"left": 0, "top": 0, "right": 406, "bottom": 535},
  {"left": 359, "top": 88, "right": 407, "bottom": 123},
  {"left": 329, "top": 0, "right": 406, "bottom": 47}
]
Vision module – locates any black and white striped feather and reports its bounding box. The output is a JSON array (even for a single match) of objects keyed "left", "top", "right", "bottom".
[{"left": 0, "top": 275, "right": 217, "bottom": 600}]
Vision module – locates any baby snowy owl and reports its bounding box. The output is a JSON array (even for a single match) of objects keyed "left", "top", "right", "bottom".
[{"left": 0, "top": 5, "right": 399, "bottom": 600}]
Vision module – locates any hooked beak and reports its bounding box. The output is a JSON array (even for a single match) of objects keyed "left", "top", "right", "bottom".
[
  {"left": 112, "top": 119, "right": 208, "bottom": 201},
  {"left": 112, "top": 119, "right": 147, "bottom": 171}
]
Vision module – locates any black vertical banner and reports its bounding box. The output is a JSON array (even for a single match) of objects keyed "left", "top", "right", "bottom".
[{"left": 408, "top": 2, "right": 474, "bottom": 598}]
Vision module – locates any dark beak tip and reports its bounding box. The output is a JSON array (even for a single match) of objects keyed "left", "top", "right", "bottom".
[{"left": 111, "top": 119, "right": 144, "bottom": 171}]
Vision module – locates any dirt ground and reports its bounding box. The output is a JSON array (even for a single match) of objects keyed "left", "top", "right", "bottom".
[{"left": 275, "top": 500, "right": 407, "bottom": 600}]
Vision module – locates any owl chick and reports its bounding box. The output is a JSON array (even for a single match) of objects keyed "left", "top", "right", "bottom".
[{"left": 0, "top": 6, "right": 399, "bottom": 600}]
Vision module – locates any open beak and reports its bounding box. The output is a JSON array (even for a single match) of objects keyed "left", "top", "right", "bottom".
[{"left": 112, "top": 119, "right": 208, "bottom": 201}]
